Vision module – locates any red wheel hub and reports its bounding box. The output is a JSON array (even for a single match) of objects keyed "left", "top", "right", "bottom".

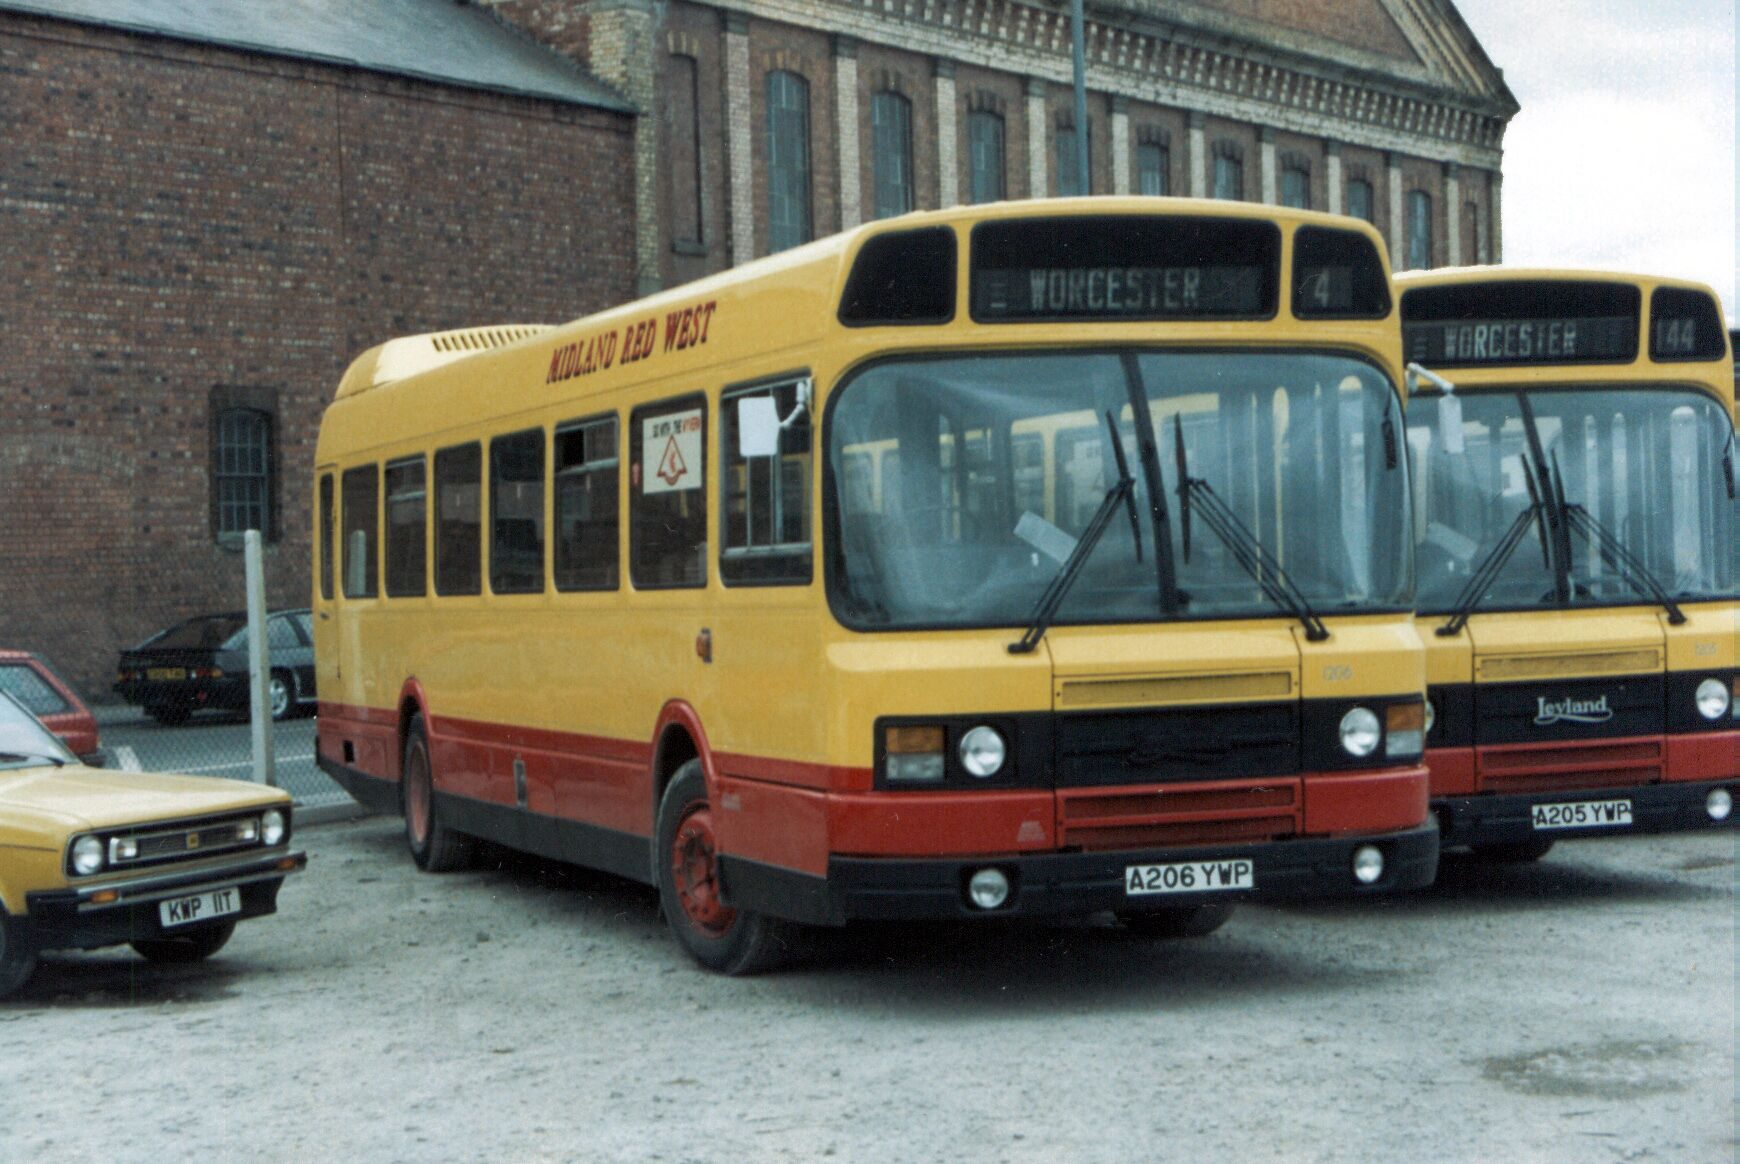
[{"left": 670, "top": 803, "right": 735, "bottom": 937}]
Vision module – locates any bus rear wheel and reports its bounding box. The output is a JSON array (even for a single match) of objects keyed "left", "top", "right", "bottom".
[
  {"left": 656, "top": 760, "right": 800, "bottom": 975},
  {"left": 402, "top": 714, "right": 473, "bottom": 872},
  {"left": 1116, "top": 902, "right": 1236, "bottom": 939}
]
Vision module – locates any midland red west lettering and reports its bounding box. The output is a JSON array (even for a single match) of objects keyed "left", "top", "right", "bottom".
[
  {"left": 546, "top": 331, "right": 619, "bottom": 385},
  {"left": 546, "top": 299, "right": 717, "bottom": 385},
  {"left": 663, "top": 300, "right": 718, "bottom": 353}
]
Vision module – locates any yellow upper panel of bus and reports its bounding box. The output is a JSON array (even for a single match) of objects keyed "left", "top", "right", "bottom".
[
  {"left": 325, "top": 197, "right": 1402, "bottom": 455},
  {"left": 1395, "top": 266, "right": 1734, "bottom": 412}
]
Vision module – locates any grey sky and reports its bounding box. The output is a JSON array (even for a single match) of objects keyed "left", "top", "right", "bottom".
[{"left": 1450, "top": 0, "right": 1735, "bottom": 315}]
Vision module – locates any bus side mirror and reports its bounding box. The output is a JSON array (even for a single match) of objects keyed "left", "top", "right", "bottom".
[
  {"left": 737, "top": 396, "right": 781, "bottom": 458},
  {"left": 1407, "top": 362, "right": 1464, "bottom": 455}
]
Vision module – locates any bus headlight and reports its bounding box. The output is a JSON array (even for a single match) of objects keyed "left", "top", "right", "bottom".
[
  {"left": 1339, "top": 707, "right": 1381, "bottom": 758},
  {"left": 884, "top": 725, "right": 945, "bottom": 784},
  {"left": 71, "top": 835, "right": 104, "bottom": 876},
  {"left": 1384, "top": 702, "right": 1425, "bottom": 759},
  {"left": 958, "top": 726, "right": 1007, "bottom": 778},
  {"left": 1694, "top": 678, "right": 1730, "bottom": 721},
  {"left": 1423, "top": 698, "right": 1436, "bottom": 736}
]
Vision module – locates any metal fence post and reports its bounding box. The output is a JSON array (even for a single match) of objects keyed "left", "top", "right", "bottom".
[{"left": 244, "top": 529, "right": 276, "bottom": 787}]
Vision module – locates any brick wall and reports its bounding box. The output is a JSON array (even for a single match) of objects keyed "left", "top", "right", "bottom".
[{"left": 0, "top": 13, "right": 635, "bottom": 697}]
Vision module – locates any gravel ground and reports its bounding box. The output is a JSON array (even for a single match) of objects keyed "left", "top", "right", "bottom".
[{"left": 2, "top": 817, "right": 1733, "bottom": 1163}]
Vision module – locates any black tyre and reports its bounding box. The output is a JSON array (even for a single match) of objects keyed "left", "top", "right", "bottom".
[
  {"left": 0, "top": 910, "right": 38, "bottom": 998},
  {"left": 268, "top": 671, "right": 295, "bottom": 721},
  {"left": 131, "top": 920, "right": 236, "bottom": 963},
  {"left": 402, "top": 714, "right": 473, "bottom": 872},
  {"left": 146, "top": 703, "right": 190, "bottom": 726},
  {"left": 656, "top": 760, "right": 802, "bottom": 975},
  {"left": 1469, "top": 837, "right": 1554, "bottom": 863},
  {"left": 1116, "top": 902, "right": 1237, "bottom": 939}
]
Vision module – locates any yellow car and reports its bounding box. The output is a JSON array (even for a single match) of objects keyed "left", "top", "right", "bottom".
[{"left": 0, "top": 691, "right": 306, "bottom": 996}]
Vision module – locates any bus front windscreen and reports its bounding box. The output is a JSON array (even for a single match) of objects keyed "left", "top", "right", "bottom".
[
  {"left": 1410, "top": 387, "right": 1739, "bottom": 615},
  {"left": 827, "top": 350, "right": 1411, "bottom": 630}
]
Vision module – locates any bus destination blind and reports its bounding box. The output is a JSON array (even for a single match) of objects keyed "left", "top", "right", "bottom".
[
  {"left": 974, "top": 264, "right": 1266, "bottom": 321},
  {"left": 1403, "top": 315, "right": 1636, "bottom": 366}
]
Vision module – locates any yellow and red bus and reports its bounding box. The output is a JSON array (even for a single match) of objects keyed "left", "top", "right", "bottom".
[
  {"left": 1399, "top": 269, "right": 1738, "bottom": 859},
  {"left": 314, "top": 198, "right": 1437, "bottom": 972}
]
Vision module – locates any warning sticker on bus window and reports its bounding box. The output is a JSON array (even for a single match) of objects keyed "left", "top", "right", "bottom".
[{"left": 642, "top": 408, "right": 703, "bottom": 494}]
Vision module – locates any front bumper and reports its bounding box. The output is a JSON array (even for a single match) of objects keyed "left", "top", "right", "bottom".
[
  {"left": 1435, "top": 780, "right": 1738, "bottom": 848},
  {"left": 727, "top": 821, "right": 1438, "bottom": 925},
  {"left": 24, "top": 848, "right": 307, "bottom": 951}
]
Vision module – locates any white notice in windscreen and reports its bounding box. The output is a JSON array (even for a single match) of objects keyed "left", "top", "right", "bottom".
[{"left": 1015, "top": 511, "right": 1080, "bottom": 564}]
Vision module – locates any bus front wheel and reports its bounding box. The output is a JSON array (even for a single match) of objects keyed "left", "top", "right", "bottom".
[
  {"left": 656, "top": 760, "right": 801, "bottom": 975},
  {"left": 402, "top": 714, "right": 474, "bottom": 872}
]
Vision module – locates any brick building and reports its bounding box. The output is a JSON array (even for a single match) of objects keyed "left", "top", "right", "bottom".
[
  {"left": 0, "top": 0, "right": 636, "bottom": 695},
  {"left": 486, "top": 0, "right": 1517, "bottom": 298}
]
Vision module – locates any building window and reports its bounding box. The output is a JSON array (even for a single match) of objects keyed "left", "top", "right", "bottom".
[
  {"left": 340, "top": 464, "right": 378, "bottom": 600},
  {"left": 1056, "top": 122, "right": 1091, "bottom": 196},
  {"left": 1137, "top": 142, "right": 1168, "bottom": 196},
  {"left": 967, "top": 111, "right": 1005, "bottom": 203},
  {"left": 1407, "top": 190, "right": 1433, "bottom": 269},
  {"left": 435, "top": 442, "right": 482, "bottom": 596},
  {"left": 1212, "top": 143, "right": 1244, "bottom": 201},
  {"left": 554, "top": 415, "right": 619, "bottom": 591},
  {"left": 1281, "top": 162, "right": 1310, "bottom": 209},
  {"left": 722, "top": 380, "right": 812, "bottom": 585},
  {"left": 1465, "top": 201, "right": 1483, "bottom": 264},
  {"left": 1347, "top": 178, "right": 1374, "bottom": 223},
  {"left": 667, "top": 55, "right": 703, "bottom": 247},
  {"left": 765, "top": 71, "right": 812, "bottom": 253},
  {"left": 384, "top": 457, "right": 427, "bottom": 598},
  {"left": 490, "top": 429, "right": 545, "bottom": 595},
  {"left": 631, "top": 397, "right": 708, "bottom": 588},
  {"left": 213, "top": 407, "right": 273, "bottom": 542},
  {"left": 872, "top": 91, "right": 914, "bottom": 219}
]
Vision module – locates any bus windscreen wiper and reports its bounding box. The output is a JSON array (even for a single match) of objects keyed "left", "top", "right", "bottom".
[
  {"left": 1551, "top": 455, "right": 1688, "bottom": 626},
  {"left": 1435, "top": 450, "right": 1549, "bottom": 637},
  {"left": 1172, "top": 415, "right": 1329, "bottom": 642},
  {"left": 1009, "top": 411, "right": 1136, "bottom": 655}
]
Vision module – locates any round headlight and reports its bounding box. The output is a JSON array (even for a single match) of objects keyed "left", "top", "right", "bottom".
[
  {"left": 1695, "top": 678, "right": 1730, "bottom": 721},
  {"left": 1339, "top": 707, "right": 1381, "bottom": 758},
  {"left": 72, "top": 835, "right": 104, "bottom": 876},
  {"left": 1352, "top": 844, "right": 1384, "bottom": 885},
  {"left": 261, "top": 809, "right": 287, "bottom": 846},
  {"left": 958, "top": 726, "right": 1007, "bottom": 778},
  {"left": 1707, "top": 788, "right": 1733, "bottom": 822},
  {"left": 967, "top": 867, "right": 1010, "bottom": 910}
]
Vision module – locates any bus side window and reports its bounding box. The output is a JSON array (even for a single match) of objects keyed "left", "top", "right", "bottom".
[
  {"left": 318, "top": 472, "right": 335, "bottom": 600},
  {"left": 554, "top": 415, "right": 620, "bottom": 591},
  {"left": 385, "top": 456, "right": 427, "bottom": 598},
  {"left": 340, "top": 464, "right": 379, "bottom": 599},
  {"left": 631, "top": 396, "right": 708, "bottom": 589},
  {"left": 490, "top": 428, "right": 546, "bottom": 595},
  {"left": 722, "top": 380, "right": 812, "bottom": 585},
  {"left": 435, "top": 443, "right": 482, "bottom": 596}
]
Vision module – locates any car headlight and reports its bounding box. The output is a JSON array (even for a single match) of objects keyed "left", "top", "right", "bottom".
[
  {"left": 261, "top": 809, "right": 287, "bottom": 846},
  {"left": 958, "top": 726, "right": 1007, "bottom": 778},
  {"left": 71, "top": 835, "right": 105, "bottom": 876},
  {"left": 1695, "top": 678, "right": 1730, "bottom": 721},
  {"left": 1339, "top": 707, "right": 1381, "bottom": 758}
]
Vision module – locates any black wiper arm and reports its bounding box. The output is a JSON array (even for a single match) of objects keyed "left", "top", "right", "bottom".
[
  {"left": 1436, "top": 505, "right": 1546, "bottom": 637},
  {"left": 1560, "top": 499, "right": 1688, "bottom": 625},
  {"left": 1172, "top": 420, "right": 1330, "bottom": 642},
  {"left": 1009, "top": 411, "right": 1134, "bottom": 655}
]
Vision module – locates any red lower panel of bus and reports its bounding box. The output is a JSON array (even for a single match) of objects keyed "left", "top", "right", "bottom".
[
  {"left": 1663, "top": 730, "right": 1739, "bottom": 782},
  {"left": 1426, "top": 730, "right": 1738, "bottom": 799}
]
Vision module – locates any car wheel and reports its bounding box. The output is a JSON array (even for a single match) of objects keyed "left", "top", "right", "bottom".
[
  {"left": 146, "top": 703, "right": 190, "bottom": 727},
  {"left": 402, "top": 714, "right": 473, "bottom": 872},
  {"left": 1115, "top": 902, "right": 1237, "bottom": 939},
  {"left": 1469, "top": 838, "right": 1555, "bottom": 863},
  {"left": 131, "top": 921, "right": 237, "bottom": 963},
  {"left": 656, "top": 760, "right": 802, "bottom": 975},
  {"left": 268, "top": 671, "right": 293, "bottom": 721},
  {"left": 0, "top": 909, "right": 39, "bottom": 998}
]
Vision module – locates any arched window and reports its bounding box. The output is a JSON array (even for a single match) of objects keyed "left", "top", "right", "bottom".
[
  {"left": 1407, "top": 190, "right": 1433, "bottom": 269},
  {"left": 871, "top": 91, "right": 914, "bottom": 219},
  {"left": 765, "top": 71, "right": 812, "bottom": 253},
  {"left": 967, "top": 110, "right": 1005, "bottom": 204},
  {"left": 213, "top": 406, "right": 273, "bottom": 542},
  {"left": 1346, "top": 178, "right": 1374, "bottom": 223}
]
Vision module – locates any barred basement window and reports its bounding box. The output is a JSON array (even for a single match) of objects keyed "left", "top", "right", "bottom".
[{"left": 213, "top": 407, "right": 273, "bottom": 543}]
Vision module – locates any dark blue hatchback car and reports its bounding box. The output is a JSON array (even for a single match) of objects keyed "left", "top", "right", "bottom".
[{"left": 114, "top": 610, "right": 316, "bottom": 725}]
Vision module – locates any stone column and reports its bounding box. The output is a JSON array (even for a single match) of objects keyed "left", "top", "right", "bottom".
[
  {"left": 1110, "top": 95, "right": 1130, "bottom": 195},
  {"left": 1259, "top": 128, "right": 1276, "bottom": 205},
  {"left": 587, "top": 0, "right": 661, "bottom": 294},
  {"left": 835, "top": 36, "right": 861, "bottom": 229},
  {"left": 1490, "top": 171, "right": 1503, "bottom": 262},
  {"left": 1386, "top": 152, "right": 1405, "bottom": 266},
  {"left": 1026, "top": 78, "right": 1048, "bottom": 197},
  {"left": 724, "top": 11, "right": 754, "bottom": 263},
  {"left": 934, "top": 59, "right": 957, "bottom": 208},
  {"left": 1325, "top": 141, "right": 1342, "bottom": 216},
  {"left": 1444, "top": 162, "right": 1462, "bottom": 267},
  {"left": 1188, "top": 112, "right": 1207, "bottom": 197}
]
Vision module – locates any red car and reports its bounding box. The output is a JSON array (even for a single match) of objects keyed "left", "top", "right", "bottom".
[{"left": 0, "top": 650, "right": 104, "bottom": 765}]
